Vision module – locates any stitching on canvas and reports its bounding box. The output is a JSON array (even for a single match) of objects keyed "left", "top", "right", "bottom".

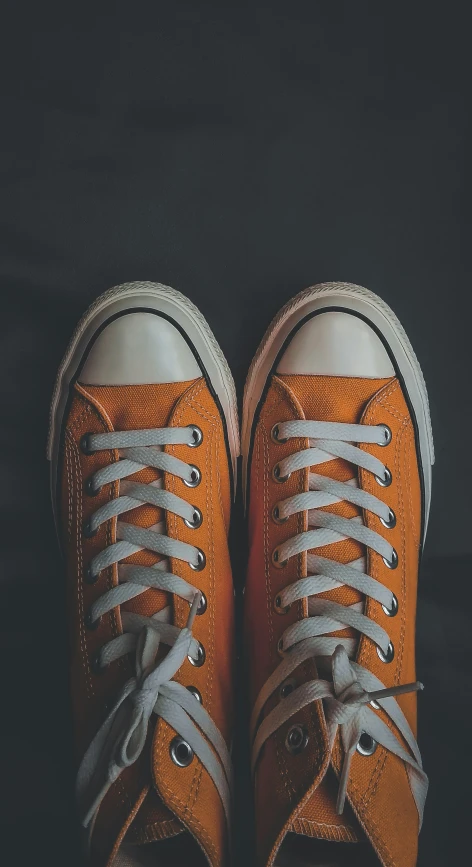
[
  {"left": 67, "top": 431, "right": 94, "bottom": 700},
  {"left": 291, "top": 817, "right": 359, "bottom": 843}
]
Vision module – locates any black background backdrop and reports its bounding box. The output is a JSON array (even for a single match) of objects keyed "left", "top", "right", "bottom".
[{"left": 0, "top": 3, "right": 471, "bottom": 865}]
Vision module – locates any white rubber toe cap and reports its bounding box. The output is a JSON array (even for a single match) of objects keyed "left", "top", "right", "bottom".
[
  {"left": 276, "top": 311, "right": 395, "bottom": 378},
  {"left": 79, "top": 312, "right": 202, "bottom": 385}
]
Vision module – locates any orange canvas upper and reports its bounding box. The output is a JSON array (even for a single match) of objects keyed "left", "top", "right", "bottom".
[
  {"left": 245, "top": 373, "right": 423, "bottom": 867},
  {"left": 59, "top": 376, "right": 234, "bottom": 866}
]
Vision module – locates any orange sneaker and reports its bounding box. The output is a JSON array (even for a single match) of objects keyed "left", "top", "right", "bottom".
[
  {"left": 48, "top": 282, "right": 239, "bottom": 867},
  {"left": 243, "top": 283, "right": 433, "bottom": 867}
]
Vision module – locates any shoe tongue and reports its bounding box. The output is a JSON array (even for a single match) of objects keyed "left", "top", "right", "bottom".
[
  {"left": 78, "top": 378, "right": 200, "bottom": 843},
  {"left": 276, "top": 374, "right": 393, "bottom": 844}
]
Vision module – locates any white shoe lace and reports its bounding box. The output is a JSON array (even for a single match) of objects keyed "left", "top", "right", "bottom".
[
  {"left": 250, "top": 420, "right": 428, "bottom": 822},
  {"left": 76, "top": 426, "right": 232, "bottom": 839}
]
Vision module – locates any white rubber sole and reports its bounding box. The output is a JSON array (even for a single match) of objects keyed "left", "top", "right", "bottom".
[
  {"left": 48, "top": 281, "right": 240, "bottom": 514},
  {"left": 242, "top": 282, "right": 434, "bottom": 537}
]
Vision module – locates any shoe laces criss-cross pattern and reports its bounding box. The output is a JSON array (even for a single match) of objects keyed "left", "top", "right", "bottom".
[
  {"left": 250, "top": 419, "right": 428, "bottom": 819},
  {"left": 77, "top": 425, "right": 232, "bottom": 837}
]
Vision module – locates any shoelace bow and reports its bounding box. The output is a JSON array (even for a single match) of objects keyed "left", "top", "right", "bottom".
[
  {"left": 251, "top": 420, "right": 428, "bottom": 822},
  {"left": 76, "top": 427, "right": 232, "bottom": 842}
]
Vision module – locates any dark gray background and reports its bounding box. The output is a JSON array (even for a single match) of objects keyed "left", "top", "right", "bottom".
[{"left": 0, "top": 3, "right": 470, "bottom": 865}]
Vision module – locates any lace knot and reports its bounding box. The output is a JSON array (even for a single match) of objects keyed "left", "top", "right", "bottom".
[
  {"left": 324, "top": 645, "right": 424, "bottom": 816},
  {"left": 78, "top": 596, "right": 202, "bottom": 830},
  {"left": 131, "top": 684, "right": 158, "bottom": 717}
]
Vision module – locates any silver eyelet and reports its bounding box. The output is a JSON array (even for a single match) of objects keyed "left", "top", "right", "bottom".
[
  {"left": 279, "top": 678, "right": 296, "bottom": 700},
  {"left": 90, "top": 651, "right": 106, "bottom": 675},
  {"left": 272, "top": 548, "right": 288, "bottom": 569},
  {"left": 377, "top": 424, "right": 392, "bottom": 446},
  {"left": 382, "top": 593, "right": 398, "bottom": 617},
  {"left": 196, "top": 592, "right": 207, "bottom": 615},
  {"left": 383, "top": 548, "right": 398, "bottom": 569},
  {"left": 184, "top": 465, "right": 201, "bottom": 488},
  {"left": 189, "top": 549, "right": 206, "bottom": 571},
  {"left": 272, "top": 464, "right": 291, "bottom": 483},
  {"left": 83, "top": 518, "right": 98, "bottom": 539},
  {"left": 272, "top": 504, "right": 288, "bottom": 525},
  {"left": 188, "top": 642, "right": 206, "bottom": 667},
  {"left": 377, "top": 641, "right": 395, "bottom": 663},
  {"left": 84, "top": 564, "right": 99, "bottom": 585},
  {"left": 380, "top": 508, "right": 396, "bottom": 529},
  {"left": 285, "top": 724, "right": 309, "bottom": 755},
  {"left": 84, "top": 477, "right": 102, "bottom": 497},
  {"left": 170, "top": 736, "right": 194, "bottom": 767},
  {"left": 85, "top": 609, "right": 101, "bottom": 631},
  {"left": 271, "top": 423, "right": 288, "bottom": 444},
  {"left": 277, "top": 637, "right": 285, "bottom": 657},
  {"left": 357, "top": 732, "right": 378, "bottom": 756},
  {"left": 274, "top": 593, "right": 291, "bottom": 615},
  {"left": 187, "top": 686, "right": 202, "bottom": 703},
  {"left": 80, "top": 433, "right": 95, "bottom": 455},
  {"left": 375, "top": 467, "right": 392, "bottom": 487},
  {"left": 184, "top": 507, "right": 203, "bottom": 529},
  {"left": 187, "top": 425, "right": 203, "bottom": 447}
]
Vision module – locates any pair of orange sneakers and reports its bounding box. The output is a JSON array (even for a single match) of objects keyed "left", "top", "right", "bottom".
[{"left": 48, "top": 281, "right": 433, "bottom": 867}]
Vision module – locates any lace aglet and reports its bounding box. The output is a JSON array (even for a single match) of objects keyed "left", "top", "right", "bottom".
[
  {"left": 336, "top": 750, "right": 353, "bottom": 815},
  {"left": 336, "top": 788, "right": 347, "bottom": 816},
  {"left": 187, "top": 592, "right": 202, "bottom": 629},
  {"left": 367, "top": 680, "right": 424, "bottom": 703}
]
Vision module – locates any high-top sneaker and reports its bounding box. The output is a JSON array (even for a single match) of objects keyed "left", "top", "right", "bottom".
[
  {"left": 243, "top": 283, "right": 433, "bottom": 867},
  {"left": 48, "top": 282, "right": 239, "bottom": 867}
]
